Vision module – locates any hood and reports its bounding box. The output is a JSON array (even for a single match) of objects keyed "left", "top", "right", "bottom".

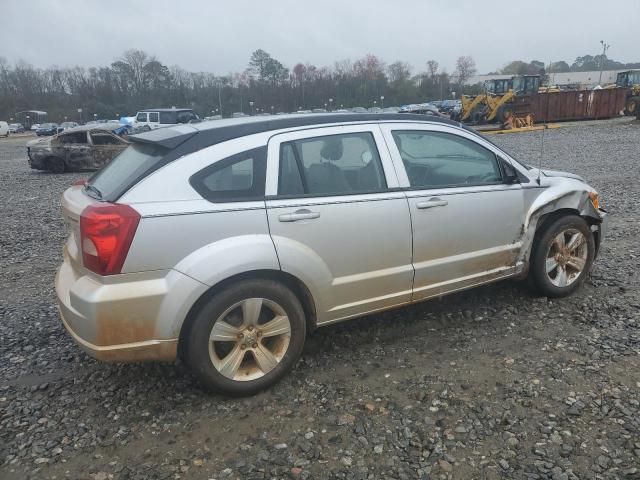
[
  {"left": 541, "top": 168, "right": 585, "bottom": 182},
  {"left": 529, "top": 167, "right": 585, "bottom": 183},
  {"left": 27, "top": 137, "right": 52, "bottom": 148}
]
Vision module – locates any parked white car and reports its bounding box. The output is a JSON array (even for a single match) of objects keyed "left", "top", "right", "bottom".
[
  {"left": 133, "top": 108, "right": 199, "bottom": 132},
  {"left": 0, "top": 121, "right": 9, "bottom": 137},
  {"left": 57, "top": 114, "right": 607, "bottom": 396}
]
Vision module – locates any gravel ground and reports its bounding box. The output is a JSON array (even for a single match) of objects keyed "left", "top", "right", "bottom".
[{"left": 1, "top": 119, "right": 639, "bottom": 480}]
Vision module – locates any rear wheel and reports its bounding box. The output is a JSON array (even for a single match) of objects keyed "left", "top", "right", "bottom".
[
  {"left": 47, "top": 156, "right": 65, "bottom": 174},
  {"left": 529, "top": 215, "right": 595, "bottom": 297},
  {"left": 186, "top": 279, "right": 306, "bottom": 396}
]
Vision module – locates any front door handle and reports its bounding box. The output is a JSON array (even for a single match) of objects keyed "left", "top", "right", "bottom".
[
  {"left": 278, "top": 209, "right": 320, "bottom": 222},
  {"left": 416, "top": 198, "right": 448, "bottom": 209}
]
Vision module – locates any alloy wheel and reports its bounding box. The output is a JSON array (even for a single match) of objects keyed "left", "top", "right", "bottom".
[
  {"left": 545, "top": 228, "right": 588, "bottom": 287},
  {"left": 208, "top": 298, "right": 291, "bottom": 381}
]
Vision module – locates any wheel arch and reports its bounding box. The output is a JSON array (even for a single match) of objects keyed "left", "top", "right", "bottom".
[
  {"left": 177, "top": 269, "right": 317, "bottom": 361},
  {"left": 518, "top": 187, "right": 603, "bottom": 275}
]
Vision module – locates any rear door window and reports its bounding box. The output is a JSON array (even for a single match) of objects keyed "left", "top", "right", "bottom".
[
  {"left": 90, "top": 132, "right": 123, "bottom": 145},
  {"left": 58, "top": 131, "right": 88, "bottom": 144},
  {"left": 278, "top": 132, "right": 387, "bottom": 196},
  {"left": 148, "top": 112, "right": 159, "bottom": 123}
]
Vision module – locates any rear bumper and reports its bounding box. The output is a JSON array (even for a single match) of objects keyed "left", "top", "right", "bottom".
[
  {"left": 58, "top": 304, "right": 178, "bottom": 362},
  {"left": 55, "top": 251, "right": 207, "bottom": 363}
]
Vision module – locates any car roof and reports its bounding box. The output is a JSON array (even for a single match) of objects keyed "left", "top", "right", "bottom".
[
  {"left": 128, "top": 113, "right": 465, "bottom": 150},
  {"left": 59, "top": 124, "right": 120, "bottom": 134},
  {"left": 139, "top": 108, "right": 194, "bottom": 112}
]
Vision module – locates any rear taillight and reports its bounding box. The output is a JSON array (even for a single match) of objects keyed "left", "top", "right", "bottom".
[
  {"left": 80, "top": 203, "right": 140, "bottom": 275},
  {"left": 73, "top": 178, "right": 87, "bottom": 186}
]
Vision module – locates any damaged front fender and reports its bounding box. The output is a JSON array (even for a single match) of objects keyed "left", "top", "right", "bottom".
[{"left": 516, "top": 177, "right": 606, "bottom": 274}]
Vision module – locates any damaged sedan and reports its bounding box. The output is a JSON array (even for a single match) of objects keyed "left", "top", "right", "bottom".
[
  {"left": 56, "top": 114, "right": 607, "bottom": 395},
  {"left": 27, "top": 125, "right": 129, "bottom": 173}
]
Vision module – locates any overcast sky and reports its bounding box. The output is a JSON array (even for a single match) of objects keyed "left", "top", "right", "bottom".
[{"left": 1, "top": 0, "right": 637, "bottom": 75}]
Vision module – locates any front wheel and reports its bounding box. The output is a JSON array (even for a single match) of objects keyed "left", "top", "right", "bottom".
[
  {"left": 529, "top": 215, "right": 595, "bottom": 297},
  {"left": 186, "top": 279, "right": 306, "bottom": 396},
  {"left": 624, "top": 96, "right": 640, "bottom": 116}
]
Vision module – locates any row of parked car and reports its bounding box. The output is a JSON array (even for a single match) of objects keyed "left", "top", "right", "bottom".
[{"left": 0, "top": 121, "right": 28, "bottom": 136}]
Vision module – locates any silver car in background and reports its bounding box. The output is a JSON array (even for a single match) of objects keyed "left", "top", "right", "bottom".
[{"left": 56, "top": 114, "right": 607, "bottom": 395}]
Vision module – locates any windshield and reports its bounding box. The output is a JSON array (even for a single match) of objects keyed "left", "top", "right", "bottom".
[{"left": 87, "top": 143, "right": 168, "bottom": 200}]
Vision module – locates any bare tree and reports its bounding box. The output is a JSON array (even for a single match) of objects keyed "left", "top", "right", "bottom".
[
  {"left": 387, "top": 61, "right": 411, "bottom": 83},
  {"left": 454, "top": 56, "right": 477, "bottom": 86},
  {"left": 426, "top": 60, "right": 439, "bottom": 78}
]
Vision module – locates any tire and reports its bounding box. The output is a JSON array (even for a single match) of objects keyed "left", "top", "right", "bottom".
[
  {"left": 186, "top": 279, "right": 306, "bottom": 396},
  {"left": 624, "top": 96, "right": 640, "bottom": 116},
  {"left": 496, "top": 104, "right": 514, "bottom": 124},
  {"left": 471, "top": 108, "right": 486, "bottom": 125},
  {"left": 529, "top": 215, "right": 595, "bottom": 298},
  {"left": 47, "top": 157, "right": 66, "bottom": 174}
]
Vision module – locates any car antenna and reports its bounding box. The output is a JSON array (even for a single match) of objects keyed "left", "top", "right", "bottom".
[{"left": 536, "top": 123, "right": 547, "bottom": 185}]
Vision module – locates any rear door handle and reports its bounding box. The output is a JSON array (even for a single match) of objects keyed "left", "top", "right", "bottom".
[
  {"left": 416, "top": 198, "right": 448, "bottom": 209},
  {"left": 278, "top": 209, "right": 320, "bottom": 222}
]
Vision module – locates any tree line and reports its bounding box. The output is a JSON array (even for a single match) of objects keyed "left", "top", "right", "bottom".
[
  {"left": 497, "top": 56, "right": 640, "bottom": 76},
  {"left": 0, "top": 49, "right": 637, "bottom": 122},
  {"left": 0, "top": 50, "right": 476, "bottom": 122}
]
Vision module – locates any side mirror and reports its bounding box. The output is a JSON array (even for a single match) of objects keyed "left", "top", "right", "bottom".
[{"left": 502, "top": 161, "right": 520, "bottom": 184}]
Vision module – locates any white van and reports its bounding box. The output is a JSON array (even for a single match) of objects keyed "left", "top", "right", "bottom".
[
  {"left": 133, "top": 108, "right": 199, "bottom": 132},
  {"left": 0, "top": 121, "right": 9, "bottom": 137}
]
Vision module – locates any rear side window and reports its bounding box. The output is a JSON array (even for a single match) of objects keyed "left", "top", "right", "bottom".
[
  {"left": 278, "top": 132, "right": 387, "bottom": 197},
  {"left": 148, "top": 112, "right": 159, "bottom": 123},
  {"left": 88, "top": 143, "right": 168, "bottom": 200},
  {"left": 190, "top": 147, "right": 267, "bottom": 202}
]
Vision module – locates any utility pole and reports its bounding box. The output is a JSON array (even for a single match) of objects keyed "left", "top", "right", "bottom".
[
  {"left": 218, "top": 81, "right": 223, "bottom": 117},
  {"left": 598, "top": 40, "right": 610, "bottom": 86}
]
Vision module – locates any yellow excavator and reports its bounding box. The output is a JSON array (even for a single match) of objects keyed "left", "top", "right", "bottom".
[
  {"left": 457, "top": 75, "right": 541, "bottom": 124},
  {"left": 615, "top": 70, "right": 640, "bottom": 117}
]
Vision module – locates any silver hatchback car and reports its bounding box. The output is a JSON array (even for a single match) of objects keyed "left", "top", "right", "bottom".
[{"left": 56, "top": 114, "right": 607, "bottom": 395}]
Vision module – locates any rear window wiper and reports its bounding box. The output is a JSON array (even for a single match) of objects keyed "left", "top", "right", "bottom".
[{"left": 84, "top": 184, "right": 102, "bottom": 200}]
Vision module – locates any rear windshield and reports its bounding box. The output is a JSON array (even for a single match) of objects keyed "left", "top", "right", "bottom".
[{"left": 87, "top": 143, "right": 168, "bottom": 200}]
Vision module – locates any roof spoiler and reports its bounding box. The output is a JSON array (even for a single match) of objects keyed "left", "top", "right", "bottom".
[{"left": 128, "top": 125, "right": 198, "bottom": 150}]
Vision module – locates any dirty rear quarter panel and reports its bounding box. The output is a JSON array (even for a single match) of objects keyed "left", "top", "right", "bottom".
[{"left": 122, "top": 199, "right": 280, "bottom": 285}]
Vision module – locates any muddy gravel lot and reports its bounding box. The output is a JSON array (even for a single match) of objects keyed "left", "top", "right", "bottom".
[{"left": 1, "top": 119, "right": 639, "bottom": 480}]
